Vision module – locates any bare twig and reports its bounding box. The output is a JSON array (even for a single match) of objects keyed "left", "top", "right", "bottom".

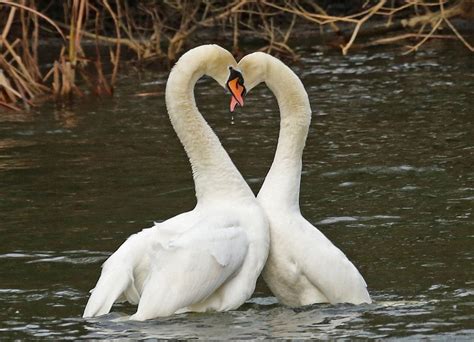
[
  {"left": 0, "top": 0, "right": 65, "bottom": 39},
  {"left": 403, "top": 17, "right": 443, "bottom": 54},
  {"left": 1, "top": 6, "right": 16, "bottom": 41},
  {"left": 440, "top": 0, "right": 473, "bottom": 51},
  {"left": 342, "top": 0, "right": 386, "bottom": 55}
]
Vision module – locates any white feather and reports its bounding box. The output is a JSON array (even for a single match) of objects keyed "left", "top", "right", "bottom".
[
  {"left": 83, "top": 45, "right": 269, "bottom": 320},
  {"left": 238, "top": 52, "right": 371, "bottom": 306},
  {"left": 130, "top": 221, "right": 249, "bottom": 320}
]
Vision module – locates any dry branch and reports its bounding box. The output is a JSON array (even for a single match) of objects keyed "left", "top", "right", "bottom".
[{"left": 0, "top": 0, "right": 472, "bottom": 111}]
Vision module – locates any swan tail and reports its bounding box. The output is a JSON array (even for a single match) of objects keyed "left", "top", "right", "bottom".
[{"left": 83, "top": 264, "right": 133, "bottom": 318}]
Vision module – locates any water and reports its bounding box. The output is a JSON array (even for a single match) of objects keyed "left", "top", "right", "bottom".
[{"left": 1, "top": 42, "right": 473, "bottom": 339}]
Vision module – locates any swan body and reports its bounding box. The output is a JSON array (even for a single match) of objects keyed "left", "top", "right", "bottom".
[
  {"left": 83, "top": 45, "right": 269, "bottom": 320},
  {"left": 238, "top": 52, "right": 371, "bottom": 306}
]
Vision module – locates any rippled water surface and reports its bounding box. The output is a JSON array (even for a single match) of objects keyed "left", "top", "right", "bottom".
[{"left": 1, "top": 42, "right": 472, "bottom": 339}]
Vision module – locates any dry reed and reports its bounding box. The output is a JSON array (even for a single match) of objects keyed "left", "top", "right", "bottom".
[{"left": 0, "top": 0, "right": 472, "bottom": 111}]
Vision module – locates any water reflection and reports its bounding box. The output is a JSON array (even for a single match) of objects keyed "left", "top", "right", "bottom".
[
  {"left": 0, "top": 42, "right": 472, "bottom": 339},
  {"left": 54, "top": 109, "right": 79, "bottom": 129}
]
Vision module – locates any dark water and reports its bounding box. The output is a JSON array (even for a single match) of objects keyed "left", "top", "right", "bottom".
[{"left": 1, "top": 42, "right": 473, "bottom": 339}]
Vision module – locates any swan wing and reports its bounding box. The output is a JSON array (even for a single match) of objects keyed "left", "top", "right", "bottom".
[
  {"left": 298, "top": 218, "right": 371, "bottom": 304},
  {"left": 82, "top": 226, "right": 159, "bottom": 318},
  {"left": 83, "top": 231, "right": 148, "bottom": 318},
  {"left": 131, "top": 220, "right": 249, "bottom": 320},
  {"left": 83, "top": 211, "right": 202, "bottom": 318}
]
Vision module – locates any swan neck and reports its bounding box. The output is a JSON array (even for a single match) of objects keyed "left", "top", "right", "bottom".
[
  {"left": 259, "top": 59, "right": 311, "bottom": 208},
  {"left": 165, "top": 52, "right": 251, "bottom": 202}
]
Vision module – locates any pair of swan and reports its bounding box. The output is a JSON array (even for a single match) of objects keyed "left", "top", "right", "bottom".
[{"left": 83, "top": 45, "right": 370, "bottom": 321}]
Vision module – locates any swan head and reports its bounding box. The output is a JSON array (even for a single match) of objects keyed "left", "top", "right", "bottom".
[
  {"left": 226, "top": 67, "right": 246, "bottom": 112},
  {"left": 169, "top": 45, "right": 246, "bottom": 112},
  {"left": 236, "top": 52, "right": 269, "bottom": 93},
  {"left": 190, "top": 45, "right": 245, "bottom": 112}
]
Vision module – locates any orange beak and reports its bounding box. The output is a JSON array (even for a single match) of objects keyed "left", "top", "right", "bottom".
[{"left": 227, "top": 78, "right": 245, "bottom": 112}]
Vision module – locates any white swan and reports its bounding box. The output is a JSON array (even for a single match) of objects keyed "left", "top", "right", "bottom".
[
  {"left": 237, "top": 52, "right": 371, "bottom": 306},
  {"left": 83, "top": 45, "right": 269, "bottom": 320}
]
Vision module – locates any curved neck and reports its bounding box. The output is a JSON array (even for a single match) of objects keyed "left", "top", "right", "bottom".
[
  {"left": 258, "top": 58, "right": 311, "bottom": 209},
  {"left": 165, "top": 51, "right": 252, "bottom": 203}
]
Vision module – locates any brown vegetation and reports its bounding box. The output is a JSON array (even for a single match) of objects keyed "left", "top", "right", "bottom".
[{"left": 0, "top": 0, "right": 472, "bottom": 111}]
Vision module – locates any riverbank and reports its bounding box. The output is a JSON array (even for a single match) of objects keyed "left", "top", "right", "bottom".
[{"left": 1, "top": 0, "right": 472, "bottom": 111}]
